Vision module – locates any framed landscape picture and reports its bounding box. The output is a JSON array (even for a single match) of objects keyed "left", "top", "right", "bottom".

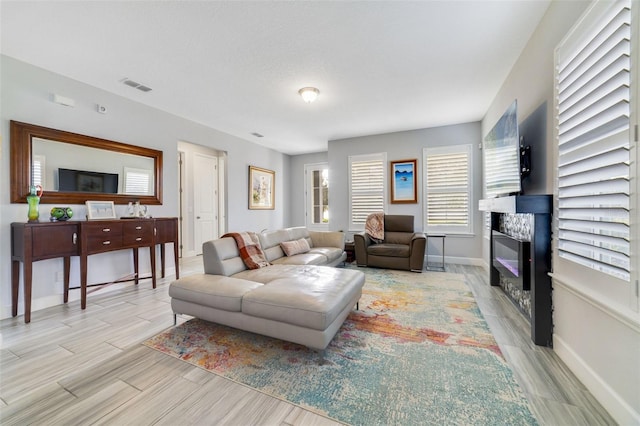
[
  {"left": 390, "top": 159, "right": 417, "bottom": 204},
  {"left": 85, "top": 200, "right": 116, "bottom": 220},
  {"left": 249, "top": 166, "right": 275, "bottom": 210}
]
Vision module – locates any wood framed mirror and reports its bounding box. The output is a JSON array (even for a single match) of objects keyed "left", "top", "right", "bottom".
[{"left": 10, "top": 121, "right": 163, "bottom": 205}]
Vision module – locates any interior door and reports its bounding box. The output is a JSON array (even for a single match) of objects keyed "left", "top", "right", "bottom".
[{"left": 193, "top": 153, "right": 218, "bottom": 254}]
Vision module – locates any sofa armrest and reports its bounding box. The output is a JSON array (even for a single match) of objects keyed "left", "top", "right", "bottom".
[
  {"left": 354, "top": 232, "right": 371, "bottom": 266},
  {"left": 309, "top": 230, "right": 345, "bottom": 250},
  {"left": 409, "top": 232, "right": 427, "bottom": 272}
]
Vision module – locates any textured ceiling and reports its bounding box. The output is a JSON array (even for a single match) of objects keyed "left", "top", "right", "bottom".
[{"left": 1, "top": 1, "right": 551, "bottom": 155}]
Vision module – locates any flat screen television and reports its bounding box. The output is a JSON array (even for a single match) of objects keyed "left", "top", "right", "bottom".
[
  {"left": 58, "top": 168, "right": 119, "bottom": 193},
  {"left": 483, "top": 100, "right": 527, "bottom": 198}
]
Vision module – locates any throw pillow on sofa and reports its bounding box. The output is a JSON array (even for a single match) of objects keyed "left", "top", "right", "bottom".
[{"left": 281, "top": 238, "right": 310, "bottom": 256}]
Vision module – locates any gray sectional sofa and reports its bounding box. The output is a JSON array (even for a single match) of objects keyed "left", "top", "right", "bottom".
[{"left": 169, "top": 227, "right": 364, "bottom": 350}]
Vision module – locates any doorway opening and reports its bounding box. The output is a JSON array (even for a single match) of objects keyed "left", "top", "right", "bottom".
[{"left": 178, "top": 141, "right": 226, "bottom": 258}]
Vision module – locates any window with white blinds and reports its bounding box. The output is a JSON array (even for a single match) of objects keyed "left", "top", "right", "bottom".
[
  {"left": 32, "top": 155, "right": 45, "bottom": 188},
  {"left": 423, "top": 145, "right": 472, "bottom": 234},
  {"left": 555, "top": 0, "right": 631, "bottom": 281},
  {"left": 349, "top": 153, "right": 386, "bottom": 230},
  {"left": 124, "top": 167, "right": 153, "bottom": 195}
]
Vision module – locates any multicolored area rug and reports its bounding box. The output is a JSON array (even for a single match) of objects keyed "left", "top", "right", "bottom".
[{"left": 144, "top": 268, "right": 537, "bottom": 425}]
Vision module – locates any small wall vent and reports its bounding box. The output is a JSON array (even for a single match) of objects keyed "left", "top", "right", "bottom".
[{"left": 122, "top": 78, "right": 152, "bottom": 92}]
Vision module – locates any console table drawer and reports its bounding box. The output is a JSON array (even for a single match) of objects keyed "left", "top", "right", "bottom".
[
  {"left": 123, "top": 221, "right": 154, "bottom": 245},
  {"left": 83, "top": 223, "right": 124, "bottom": 253},
  {"left": 85, "top": 236, "right": 123, "bottom": 253}
]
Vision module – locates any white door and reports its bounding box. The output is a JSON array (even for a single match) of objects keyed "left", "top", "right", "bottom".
[{"left": 194, "top": 153, "right": 218, "bottom": 254}]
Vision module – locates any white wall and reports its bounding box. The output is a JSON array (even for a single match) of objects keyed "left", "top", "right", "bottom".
[
  {"left": 481, "top": 1, "right": 640, "bottom": 423},
  {"left": 327, "top": 122, "right": 483, "bottom": 265},
  {"left": 1, "top": 56, "right": 287, "bottom": 319}
]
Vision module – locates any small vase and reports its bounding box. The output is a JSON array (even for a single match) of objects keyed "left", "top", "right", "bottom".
[
  {"left": 27, "top": 194, "right": 40, "bottom": 222},
  {"left": 26, "top": 185, "right": 43, "bottom": 222}
]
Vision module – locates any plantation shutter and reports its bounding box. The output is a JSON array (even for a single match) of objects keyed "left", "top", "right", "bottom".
[
  {"left": 32, "top": 155, "right": 45, "bottom": 188},
  {"left": 424, "top": 145, "right": 472, "bottom": 234},
  {"left": 349, "top": 153, "right": 385, "bottom": 229},
  {"left": 124, "top": 167, "right": 152, "bottom": 195},
  {"left": 556, "top": 0, "right": 631, "bottom": 281}
]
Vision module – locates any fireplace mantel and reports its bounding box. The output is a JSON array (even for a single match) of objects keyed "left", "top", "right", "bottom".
[
  {"left": 478, "top": 194, "right": 551, "bottom": 214},
  {"left": 480, "top": 194, "right": 553, "bottom": 347}
]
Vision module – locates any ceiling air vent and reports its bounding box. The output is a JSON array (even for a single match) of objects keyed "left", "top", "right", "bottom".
[{"left": 121, "top": 78, "right": 152, "bottom": 92}]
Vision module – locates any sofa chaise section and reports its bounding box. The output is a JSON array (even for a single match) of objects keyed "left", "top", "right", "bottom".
[{"left": 169, "top": 229, "right": 364, "bottom": 350}]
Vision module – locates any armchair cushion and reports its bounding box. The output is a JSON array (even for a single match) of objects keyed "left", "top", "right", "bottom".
[{"left": 368, "top": 244, "right": 410, "bottom": 258}]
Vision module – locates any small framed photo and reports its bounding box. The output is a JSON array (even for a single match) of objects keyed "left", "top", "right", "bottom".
[
  {"left": 249, "top": 166, "right": 275, "bottom": 210},
  {"left": 86, "top": 201, "right": 116, "bottom": 220},
  {"left": 390, "top": 159, "right": 418, "bottom": 204}
]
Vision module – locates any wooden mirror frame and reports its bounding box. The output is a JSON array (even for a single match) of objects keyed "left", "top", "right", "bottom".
[{"left": 10, "top": 120, "right": 163, "bottom": 205}]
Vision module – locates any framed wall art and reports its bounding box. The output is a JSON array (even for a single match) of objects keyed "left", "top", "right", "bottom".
[
  {"left": 390, "top": 159, "right": 417, "bottom": 204},
  {"left": 85, "top": 200, "right": 117, "bottom": 220},
  {"left": 249, "top": 166, "right": 275, "bottom": 210}
]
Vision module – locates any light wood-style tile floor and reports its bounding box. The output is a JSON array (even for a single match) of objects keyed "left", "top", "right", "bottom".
[{"left": 0, "top": 258, "right": 616, "bottom": 425}]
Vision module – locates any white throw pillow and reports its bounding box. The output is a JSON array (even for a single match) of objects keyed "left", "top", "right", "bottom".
[{"left": 280, "top": 238, "right": 310, "bottom": 256}]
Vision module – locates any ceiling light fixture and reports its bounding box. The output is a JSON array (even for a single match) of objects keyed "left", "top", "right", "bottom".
[{"left": 298, "top": 87, "right": 319, "bottom": 103}]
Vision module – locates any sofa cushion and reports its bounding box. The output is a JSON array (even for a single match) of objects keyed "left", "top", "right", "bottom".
[
  {"left": 308, "top": 247, "right": 343, "bottom": 264},
  {"left": 286, "top": 226, "right": 312, "bottom": 242},
  {"left": 169, "top": 274, "right": 263, "bottom": 312},
  {"left": 280, "top": 238, "right": 310, "bottom": 256},
  {"left": 241, "top": 267, "right": 364, "bottom": 330},
  {"left": 368, "top": 243, "right": 410, "bottom": 258},
  {"left": 271, "top": 252, "right": 326, "bottom": 265}
]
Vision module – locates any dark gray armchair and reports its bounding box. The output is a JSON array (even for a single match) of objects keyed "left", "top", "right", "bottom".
[{"left": 354, "top": 215, "right": 426, "bottom": 272}]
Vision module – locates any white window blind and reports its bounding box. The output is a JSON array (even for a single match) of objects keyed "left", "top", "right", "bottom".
[
  {"left": 424, "top": 145, "right": 472, "bottom": 234},
  {"left": 124, "top": 167, "right": 153, "bottom": 195},
  {"left": 32, "top": 155, "right": 45, "bottom": 188},
  {"left": 349, "top": 153, "right": 385, "bottom": 229},
  {"left": 556, "top": 0, "right": 631, "bottom": 281}
]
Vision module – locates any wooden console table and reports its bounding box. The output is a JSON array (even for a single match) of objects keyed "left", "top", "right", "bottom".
[{"left": 11, "top": 217, "right": 179, "bottom": 323}]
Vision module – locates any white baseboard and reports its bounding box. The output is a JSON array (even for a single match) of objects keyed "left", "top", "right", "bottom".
[{"left": 554, "top": 335, "right": 640, "bottom": 425}]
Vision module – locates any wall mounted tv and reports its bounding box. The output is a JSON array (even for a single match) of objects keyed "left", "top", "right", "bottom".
[
  {"left": 58, "top": 168, "right": 119, "bottom": 194},
  {"left": 483, "top": 100, "right": 530, "bottom": 198}
]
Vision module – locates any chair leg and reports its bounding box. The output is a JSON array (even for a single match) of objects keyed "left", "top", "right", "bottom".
[{"left": 173, "top": 313, "right": 177, "bottom": 325}]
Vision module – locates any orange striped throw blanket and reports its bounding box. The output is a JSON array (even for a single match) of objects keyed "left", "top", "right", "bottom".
[
  {"left": 365, "top": 212, "right": 384, "bottom": 243},
  {"left": 222, "top": 232, "right": 270, "bottom": 269}
]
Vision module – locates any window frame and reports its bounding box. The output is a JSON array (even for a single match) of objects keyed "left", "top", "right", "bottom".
[
  {"left": 304, "top": 162, "right": 330, "bottom": 230},
  {"left": 423, "top": 144, "right": 473, "bottom": 235},
  {"left": 552, "top": 0, "right": 638, "bottom": 311},
  {"left": 348, "top": 152, "right": 386, "bottom": 231}
]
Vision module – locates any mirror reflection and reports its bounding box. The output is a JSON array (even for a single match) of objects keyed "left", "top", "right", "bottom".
[
  {"left": 10, "top": 120, "right": 163, "bottom": 205},
  {"left": 32, "top": 138, "right": 155, "bottom": 196}
]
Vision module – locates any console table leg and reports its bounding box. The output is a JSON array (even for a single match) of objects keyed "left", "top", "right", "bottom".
[
  {"left": 150, "top": 246, "right": 156, "bottom": 289},
  {"left": 160, "top": 244, "right": 166, "bottom": 278},
  {"left": 133, "top": 248, "right": 139, "bottom": 285},
  {"left": 63, "top": 257, "right": 71, "bottom": 303},
  {"left": 80, "top": 255, "right": 87, "bottom": 310},
  {"left": 23, "top": 261, "right": 33, "bottom": 323},
  {"left": 174, "top": 242, "right": 180, "bottom": 279},
  {"left": 11, "top": 260, "right": 19, "bottom": 318}
]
